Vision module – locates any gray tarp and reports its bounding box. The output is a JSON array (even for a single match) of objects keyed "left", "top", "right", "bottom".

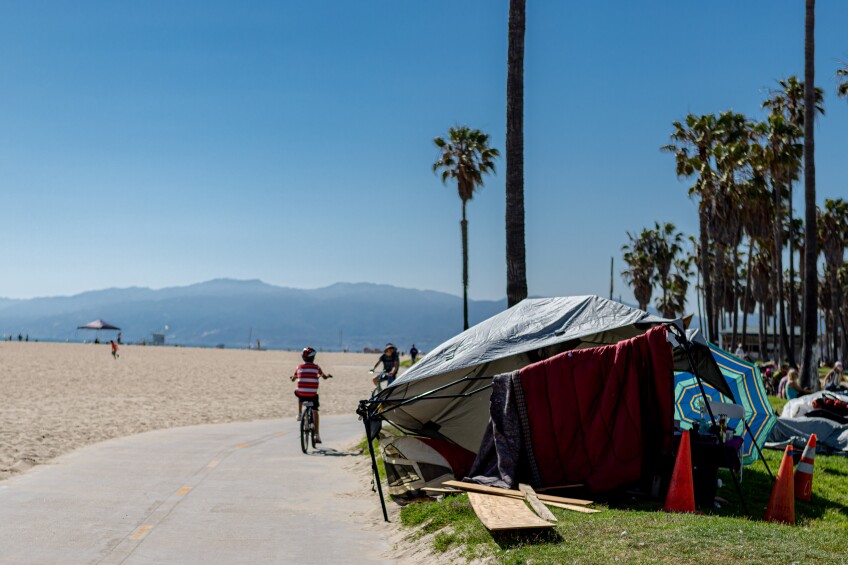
[
  {"left": 377, "top": 295, "right": 728, "bottom": 452},
  {"left": 766, "top": 417, "right": 848, "bottom": 454}
]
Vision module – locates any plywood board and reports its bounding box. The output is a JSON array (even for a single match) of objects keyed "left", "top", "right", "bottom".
[
  {"left": 467, "top": 492, "right": 555, "bottom": 531},
  {"left": 442, "top": 480, "right": 593, "bottom": 506},
  {"left": 518, "top": 483, "right": 558, "bottom": 522},
  {"left": 543, "top": 500, "right": 602, "bottom": 514}
]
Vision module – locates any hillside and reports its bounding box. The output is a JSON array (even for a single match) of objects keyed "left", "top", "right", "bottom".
[{"left": 0, "top": 279, "right": 506, "bottom": 351}]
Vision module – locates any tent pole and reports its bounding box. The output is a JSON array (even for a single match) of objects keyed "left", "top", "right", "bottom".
[
  {"left": 372, "top": 374, "right": 492, "bottom": 416},
  {"left": 358, "top": 400, "right": 388, "bottom": 522},
  {"left": 741, "top": 418, "right": 774, "bottom": 480},
  {"left": 668, "top": 324, "right": 718, "bottom": 427}
]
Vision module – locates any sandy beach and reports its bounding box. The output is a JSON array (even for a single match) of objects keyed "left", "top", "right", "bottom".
[{"left": 0, "top": 342, "right": 379, "bottom": 480}]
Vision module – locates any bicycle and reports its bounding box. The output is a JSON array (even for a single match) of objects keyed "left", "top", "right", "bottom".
[
  {"left": 300, "top": 401, "right": 317, "bottom": 453},
  {"left": 369, "top": 370, "right": 395, "bottom": 398}
]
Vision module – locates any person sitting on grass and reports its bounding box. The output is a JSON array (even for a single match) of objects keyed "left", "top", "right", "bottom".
[
  {"left": 777, "top": 364, "right": 791, "bottom": 399},
  {"left": 291, "top": 347, "right": 331, "bottom": 444},
  {"left": 786, "top": 368, "right": 813, "bottom": 400},
  {"left": 823, "top": 361, "right": 846, "bottom": 391}
]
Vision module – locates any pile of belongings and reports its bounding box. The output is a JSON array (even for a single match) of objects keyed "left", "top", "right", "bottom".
[{"left": 767, "top": 390, "right": 848, "bottom": 454}]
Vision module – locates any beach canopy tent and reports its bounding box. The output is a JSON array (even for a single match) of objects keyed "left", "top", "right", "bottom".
[
  {"left": 77, "top": 320, "right": 121, "bottom": 331},
  {"left": 674, "top": 338, "right": 777, "bottom": 465},
  {"left": 372, "top": 295, "right": 731, "bottom": 453}
]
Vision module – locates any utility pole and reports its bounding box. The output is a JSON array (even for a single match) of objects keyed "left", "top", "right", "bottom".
[{"left": 609, "top": 257, "right": 614, "bottom": 300}]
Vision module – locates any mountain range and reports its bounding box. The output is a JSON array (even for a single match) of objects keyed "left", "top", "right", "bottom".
[{"left": 0, "top": 279, "right": 506, "bottom": 351}]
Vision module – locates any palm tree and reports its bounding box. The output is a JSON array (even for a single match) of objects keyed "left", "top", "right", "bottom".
[
  {"left": 713, "top": 111, "right": 750, "bottom": 346},
  {"left": 649, "top": 222, "right": 686, "bottom": 317},
  {"left": 818, "top": 199, "right": 848, "bottom": 362},
  {"left": 739, "top": 161, "right": 773, "bottom": 356},
  {"left": 762, "top": 112, "right": 803, "bottom": 364},
  {"left": 752, "top": 249, "right": 774, "bottom": 360},
  {"left": 838, "top": 63, "right": 848, "bottom": 98},
  {"left": 664, "top": 253, "right": 695, "bottom": 319},
  {"left": 801, "top": 0, "right": 818, "bottom": 388},
  {"left": 505, "top": 0, "right": 528, "bottom": 308},
  {"left": 433, "top": 126, "right": 500, "bottom": 330},
  {"left": 622, "top": 228, "right": 655, "bottom": 311},
  {"left": 763, "top": 76, "right": 824, "bottom": 359},
  {"left": 663, "top": 114, "right": 720, "bottom": 339}
]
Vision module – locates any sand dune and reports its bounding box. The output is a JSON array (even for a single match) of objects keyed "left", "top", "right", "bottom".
[{"left": 0, "top": 342, "right": 379, "bottom": 480}]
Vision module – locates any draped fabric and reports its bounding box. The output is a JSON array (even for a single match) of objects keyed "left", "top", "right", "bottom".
[{"left": 467, "top": 326, "right": 676, "bottom": 493}]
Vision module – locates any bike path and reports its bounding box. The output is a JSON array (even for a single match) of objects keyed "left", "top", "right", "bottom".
[{"left": 0, "top": 415, "right": 394, "bottom": 564}]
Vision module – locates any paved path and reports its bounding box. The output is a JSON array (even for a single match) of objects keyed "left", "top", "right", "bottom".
[{"left": 0, "top": 415, "right": 393, "bottom": 564}]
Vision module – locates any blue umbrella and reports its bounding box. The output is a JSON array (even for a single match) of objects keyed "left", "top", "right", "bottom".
[{"left": 675, "top": 343, "right": 777, "bottom": 465}]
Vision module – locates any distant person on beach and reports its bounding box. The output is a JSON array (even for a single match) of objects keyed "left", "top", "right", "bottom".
[
  {"left": 110, "top": 340, "right": 119, "bottom": 359},
  {"left": 17, "top": 334, "right": 22, "bottom": 342},
  {"left": 371, "top": 343, "right": 399, "bottom": 387},
  {"left": 117, "top": 332, "right": 122, "bottom": 345},
  {"left": 410, "top": 344, "right": 419, "bottom": 364},
  {"left": 735, "top": 343, "right": 745, "bottom": 359},
  {"left": 291, "top": 347, "right": 331, "bottom": 444}
]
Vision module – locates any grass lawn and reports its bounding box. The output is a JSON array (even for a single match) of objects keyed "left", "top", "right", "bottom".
[
  {"left": 382, "top": 390, "right": 846, "bottom": 562},
  {"left": 399, "top": 448, "right": 848, "bottom": 563}
]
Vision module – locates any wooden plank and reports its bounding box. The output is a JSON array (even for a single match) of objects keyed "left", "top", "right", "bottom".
[
  {"left": 518, "top": 483, "right": 558, "bottom": 522},
  {"left": 536, "top": 484, "right": 585, "bottom": 492},
  {"left": 442, "top": 480, "right": 593, "bottom": 506},
  {"left": 467, "top": 492, "right": 555, "bottom": 531},
  {"left": 421, "top": 487, "right": 462, "bottom": 494},
  {"left": 543, "top": 500, "right": 602, "bottom": 514}
]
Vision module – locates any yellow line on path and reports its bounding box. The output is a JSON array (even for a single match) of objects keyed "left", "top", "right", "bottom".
[
  {"left": 207, "top": 460, "right": 220, "bottom": 469},
  {"left": 176, "top": 486, "right": 192, "bottom": 495},
  {"left": 130, "top": 525, "right": 154, "bottom": 540}
]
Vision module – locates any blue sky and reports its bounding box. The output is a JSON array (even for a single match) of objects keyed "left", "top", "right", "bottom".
[{"left": 0, "top": 1, "right": 846, "bottom": 303}]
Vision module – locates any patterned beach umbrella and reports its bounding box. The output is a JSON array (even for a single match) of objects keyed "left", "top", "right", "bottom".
[{"left": 674, "top": 343, "right": 777, "bottom": 465}]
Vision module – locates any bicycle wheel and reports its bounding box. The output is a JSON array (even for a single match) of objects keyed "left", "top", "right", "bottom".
[{"left": 300, "top": 409, "right": 310, "bottom": 453}]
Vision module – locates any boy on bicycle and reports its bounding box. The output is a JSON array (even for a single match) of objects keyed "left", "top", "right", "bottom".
[{"left": 291, "top": 347, "right": 331, "bottom": 443}]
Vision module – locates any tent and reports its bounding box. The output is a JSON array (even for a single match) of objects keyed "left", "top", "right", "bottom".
[
  {"left": 371, "top": 296, "right": 731, "bottom": 453},
  {"left": 77, "top": 320, "right": 121, "bottom": 331},
  {"left": 674, "top": 340, "right": 777, "bottom": 465}
]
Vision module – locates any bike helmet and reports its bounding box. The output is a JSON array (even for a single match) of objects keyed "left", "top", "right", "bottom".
[{"left": 302, "top": 347, "right": 316, "bottom": 361}]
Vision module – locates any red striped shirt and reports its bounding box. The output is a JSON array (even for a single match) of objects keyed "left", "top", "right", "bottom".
[{"left": 294, "top": 362, "right": 323, "bottom": 396}]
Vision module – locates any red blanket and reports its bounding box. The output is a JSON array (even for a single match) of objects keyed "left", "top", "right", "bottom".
[{"left": 519, "top": 325, "right": 674, "bottom": 492}]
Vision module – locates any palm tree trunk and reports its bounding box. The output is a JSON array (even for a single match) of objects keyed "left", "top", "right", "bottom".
[
  {"left": 461, "top": 200, "right": 469, "bottom": 330},
  {"left": 832, "top": 269, "right": 840, "bottom": 361},
  {"left": 505, "top": 0, "right": 528, "bottom": 308},
  {"left": 731, "top": 243, "right": 740, "bottom": 349},
  {"left": 741, "top": 239, "right": 755, "bottom": 356},
  {"left": 758, "top": 301, "right": 766, "bottom": 362},
  {"left": 699, "top": 215, "right": 715, "bottom": 341},
  {"left": 801, "top": 0, "right": 818, "bottom": 388},
  {"left": 788, "top": 180, "right": 797, "bottom": 361}
]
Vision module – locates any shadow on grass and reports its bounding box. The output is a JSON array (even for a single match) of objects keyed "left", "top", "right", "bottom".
[
  {"left": 491, "top": 527, "right": 563, "bottom": 549},
  {"left": 594, "top": 450, "right": 848, "bottom": 522}
]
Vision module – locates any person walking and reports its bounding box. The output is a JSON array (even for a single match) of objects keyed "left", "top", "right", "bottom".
[
  {"left": 409, "top": 344, "right": 419, "bottom": 364},
  {"left": 110, "top": 339, "right": 119, "bottom": 359}
]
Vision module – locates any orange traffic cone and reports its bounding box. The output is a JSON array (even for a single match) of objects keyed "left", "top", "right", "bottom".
[
  {"left": 663, "top": 430, "right": 695, "bottom": 513},
  {"left": 764, "top": 445, "right": 795, "bottom": 525},
  {"left": 794, "top": 434, "right": 817, "bottom": 501}
]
